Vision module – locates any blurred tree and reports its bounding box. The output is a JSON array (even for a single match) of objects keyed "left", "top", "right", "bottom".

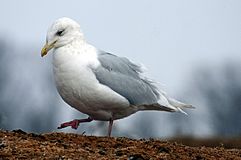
[
  {"left": 0, "top": 40, "right": 9, "bottom": 129},
  {"left": 188, "top": 62, "right": 241, "bottom": 137},
  {"left": 0, "top": 39, "right": 60, "bottom": 133}
]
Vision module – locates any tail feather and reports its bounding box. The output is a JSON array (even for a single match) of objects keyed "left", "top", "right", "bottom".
[
  {"left": 139, "top": 103, "right": 176, "bottom": 112},
  {"left": 167, "top": 97, "right": 194, "bottom": 109},
  {"left": 167, "top": 97, "right": 194, "bottom": 115},
  {"left": 139, "top": 96, "right": 194, "bottom": 115}
]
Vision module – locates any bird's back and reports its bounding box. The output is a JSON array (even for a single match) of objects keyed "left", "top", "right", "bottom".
[{"left": 94, "top": 51, "right": 161, "bottom": 106}]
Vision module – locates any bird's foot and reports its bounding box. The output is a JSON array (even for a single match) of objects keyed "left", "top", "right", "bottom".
[
  {"left": 57, "top": 117, "right": 93, "bottom": 130},
  {"left": 57, "top": 119, "right": 80, "bottom": 129}
]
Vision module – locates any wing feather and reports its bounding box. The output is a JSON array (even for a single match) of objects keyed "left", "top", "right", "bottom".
[{"left": 93, "top": 51, "right": 160, "bottom": 105}]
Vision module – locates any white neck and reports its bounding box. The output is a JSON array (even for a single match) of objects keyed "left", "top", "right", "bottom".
[{"left": 53, "top": 38, "right": 100, "bottom": 69}]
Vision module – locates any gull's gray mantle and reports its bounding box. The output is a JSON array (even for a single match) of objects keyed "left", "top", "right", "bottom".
[{"left": 94, "top": 51, "right": 160, "bottom": 106}]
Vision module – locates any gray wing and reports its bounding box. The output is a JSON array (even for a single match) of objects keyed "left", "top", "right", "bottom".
[{"left": 93, "top": 51, "right": 160, "bottom": 106}]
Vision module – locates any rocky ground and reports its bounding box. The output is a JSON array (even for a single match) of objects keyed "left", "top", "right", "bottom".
[{"left": 0, "top": 129, "right": 241, "bottom": 159}]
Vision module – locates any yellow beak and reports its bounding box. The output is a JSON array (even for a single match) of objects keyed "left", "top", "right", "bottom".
[{"left": 41, "top": 41, "right": 56, "bottom": 57}]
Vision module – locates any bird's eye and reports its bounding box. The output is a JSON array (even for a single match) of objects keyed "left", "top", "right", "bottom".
[{"left": 56, "top": 29, "right": 65, "bottom": 36}]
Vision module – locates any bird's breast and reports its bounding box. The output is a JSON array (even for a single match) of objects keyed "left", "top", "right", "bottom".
[
  {"left": 52, "top": 48, "right": 130, "bottom": 120},
  {"left": 53, "top": 49, "right": 100, "bottom": 109}
]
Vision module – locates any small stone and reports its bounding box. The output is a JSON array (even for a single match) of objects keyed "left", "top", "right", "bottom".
[
  {"left": 128, "top": 154, "right": 145, "bottom": 160},
  {"left": 0, "top": 142, "right": 6, "bottom": 149},
  {"left": 12, "top": 129, "right": 26, "bottom": 134},
  {"left": 98, "top": 149, "right": 106, "bottom": 155},
  {"left": 115, "top": 150, "right": 123, "bottom": 156},
  {"left": 158, "top": 146, "right": 170, "bottom": 153}
]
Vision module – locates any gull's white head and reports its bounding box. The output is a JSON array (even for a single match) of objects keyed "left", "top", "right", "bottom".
[{"left": 41, "top": 17, "right": 84, "bottom": 57}]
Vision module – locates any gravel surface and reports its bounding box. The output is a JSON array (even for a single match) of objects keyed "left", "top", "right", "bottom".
[{"left": 0, "top": 129, "right": 241, "bottom": 159}]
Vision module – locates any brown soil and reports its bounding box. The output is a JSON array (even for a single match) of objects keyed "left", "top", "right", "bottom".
[{"left": 0, "top": 129, "right": 241, "bottom": 160}]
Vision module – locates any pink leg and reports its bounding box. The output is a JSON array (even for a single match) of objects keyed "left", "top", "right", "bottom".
[
  {"left": 108, "top": 119, "right": 114, "bottom": 137},
  {"left": 57, "top": 117, "right": 93, "bottom": 129}
]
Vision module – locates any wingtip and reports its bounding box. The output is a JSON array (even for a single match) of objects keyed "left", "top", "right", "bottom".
[
  {"left": 177, "top": 107, "right": 188, "bottom": 115},
  {"left": 184, "top": 104, "right": 195, "bottom": 109}
]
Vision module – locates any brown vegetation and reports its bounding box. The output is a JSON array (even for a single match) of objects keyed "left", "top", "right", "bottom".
[{"left": 0, "top": 129, "right": 240, "bottom": 159}]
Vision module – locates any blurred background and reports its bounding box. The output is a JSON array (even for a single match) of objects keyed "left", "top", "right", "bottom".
[{"left": 1, "top": 0, "right": 241, "bottom": 139}]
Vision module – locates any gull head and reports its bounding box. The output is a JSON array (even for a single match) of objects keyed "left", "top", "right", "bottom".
[{"left": 41, "top": 17, "right": 84, "bottom": 57}]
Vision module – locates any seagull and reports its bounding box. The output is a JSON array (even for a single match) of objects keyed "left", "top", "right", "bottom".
[{"left": 41, "top": 17, "right": 194, "bottom": 137}]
